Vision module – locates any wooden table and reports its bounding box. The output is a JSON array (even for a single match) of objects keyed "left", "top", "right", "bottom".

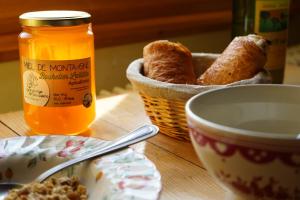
[
  {"left": 0, "top": 64, "right": 299, "bottom": 199},
  {"left": 0, "top": 91, "right": 225, "bottom": 199}
]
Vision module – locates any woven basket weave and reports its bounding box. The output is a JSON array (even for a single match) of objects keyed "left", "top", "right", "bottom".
[{"left": 127, "top": 53, "right": 271, "bottom": 141}]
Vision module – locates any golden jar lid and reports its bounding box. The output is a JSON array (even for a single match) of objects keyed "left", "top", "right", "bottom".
[{"left": 19, "top": 10, "right": 91, "bottom": 27}]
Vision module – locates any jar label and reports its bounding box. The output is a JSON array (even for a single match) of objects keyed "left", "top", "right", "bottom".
[
  {"left": 254, "top": 0, "right": 289, "bottom": 70},
  {"left": 22, "top": 57, "right": 92, "bottom": 107}
]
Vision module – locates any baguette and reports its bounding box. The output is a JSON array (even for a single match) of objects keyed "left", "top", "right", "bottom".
[{"left": 198, "top": 34, "right": 268, "bottom": 85}]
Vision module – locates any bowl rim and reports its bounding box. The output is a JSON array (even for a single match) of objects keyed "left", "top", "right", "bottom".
[{"left": 185, "top": 84, "right": 300, "bottom": 140}]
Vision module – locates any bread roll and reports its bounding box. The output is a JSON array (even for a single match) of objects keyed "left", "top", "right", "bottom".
[
  {"left": 143, "top": 40, "right": 197, "bottom": 84},
  {"left": 198, "top": 34, "right": 268, "bottom": 85}
]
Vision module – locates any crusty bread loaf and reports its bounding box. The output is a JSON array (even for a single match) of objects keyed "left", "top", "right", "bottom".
[
  {"left": 198, "top": 34, "right": 268, "bottom": 85},
  {"left": 143, "top": 40, "right": 197, "bottom": 84}
]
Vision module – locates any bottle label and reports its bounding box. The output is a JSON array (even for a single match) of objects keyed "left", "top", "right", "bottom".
[
  {"left": 254, "top": 0, "right": 289, "bottom": 70},
  {"left": 22, "top": 57, "right": 92, "bottom": 107}
]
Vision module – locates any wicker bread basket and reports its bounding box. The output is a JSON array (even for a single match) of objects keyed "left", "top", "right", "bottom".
[{"left": 126, "top": 53, "right": 271, "bottom": 141}]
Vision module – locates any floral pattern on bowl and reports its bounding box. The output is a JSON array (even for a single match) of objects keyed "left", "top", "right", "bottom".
[
  {"left": 0, "top": 135, "right": 162, "bottom": 200},
  {"left": 189, "top": 125, "right": 300, "bottom": 200}
]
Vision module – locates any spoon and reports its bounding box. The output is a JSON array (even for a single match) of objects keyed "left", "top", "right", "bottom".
[{"left": 0, "top": 124, "right": 159, "bottom": 199}]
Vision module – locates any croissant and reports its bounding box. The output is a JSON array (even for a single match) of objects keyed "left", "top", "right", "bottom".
[{"left": 143, "top": 40, "right": 197, "bottom": 84}]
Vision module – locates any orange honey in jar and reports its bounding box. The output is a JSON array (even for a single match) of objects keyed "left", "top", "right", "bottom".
[{"left": 19, "top": 11, "right": 96, "bottom": 135}]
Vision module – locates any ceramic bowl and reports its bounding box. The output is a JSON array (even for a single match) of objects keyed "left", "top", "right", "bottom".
[
  {"left": 185, "top": 84, "right": 300, "bottom": 200},
  {"left": 0, "top": 135, "right": 162, "bottom": 200}
]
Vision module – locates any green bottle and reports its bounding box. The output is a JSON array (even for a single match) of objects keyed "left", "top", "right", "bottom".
[{"left": 232, "top": 0, "right": 290, "bottom": 83}]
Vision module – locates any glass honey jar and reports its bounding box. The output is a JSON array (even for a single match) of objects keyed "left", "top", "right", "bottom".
[{"left": 19, "top": 11, "right": 96, "bottom": 135}]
